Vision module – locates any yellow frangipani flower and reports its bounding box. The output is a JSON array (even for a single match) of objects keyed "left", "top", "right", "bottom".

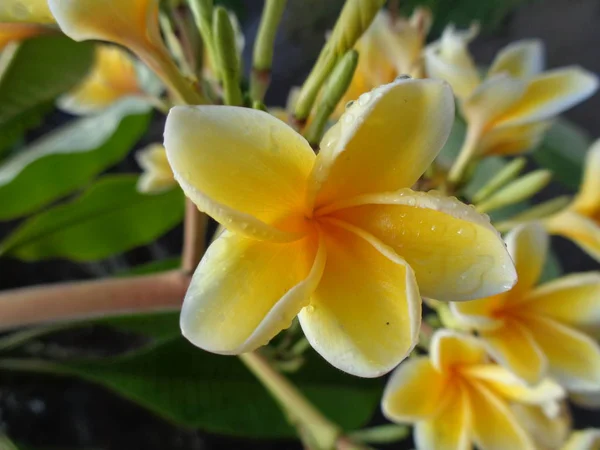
[
  {"left": 58, "top": 45, "right": 144, "bottom": 115},
  {"left": 451, "top": 223, "right": 600, "bottom": 391},
  {"left": 382, "top": 330, "right": 564, "bottom": 449},
  {"left": 544, "top": 139, "right": 600, "bottom": 262},
  {"left": 336, "top": 8, "right": 432, "bottom": 117},
  {"left": 562, "top": 429, "right": 600, "bottom": 450},
  {"left": 135, "top": 144, "right": 175, "bottom": 194},
  {"left": 0, "top": 22, "right": 49, "bottom": 51},
  {"left": 512, "top": 402, "right": 572, "bottom": 450},
  {"left": 425, "top": 26, "right": 598, "bottom": 180},
  {"left": 164, "top": 78, "right": 517, "bottom": 377},
  {"left": 0, "top": 0, "right": 54, "bottom": 23}
]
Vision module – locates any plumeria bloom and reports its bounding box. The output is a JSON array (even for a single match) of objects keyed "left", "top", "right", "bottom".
[
  {"left": 425, "top": 26, "right": 598, "bottom": 181},
  {"left": 382, "top": 330, "right": 564, "bottom": 449},
  {"left": 544, "top": 139, "right": 600, "bottom": 262},
  {"left": 451, "top": 223, "right": 600, "bottom": 392},
  {"left": 0, "top": 0, "right": 54, "bottom": 23},
  {"left": 335, "top": 8, "right": 432, "bottom": 117},
  {"left": 0, "top": 22, "right": 48, "bottom": 51},
  {"left": 512, "top": 402, "right": 571, "bottom": 450},
  {"left": 58, "top": 45, "right": 144, "bottom": 115},
  {"left": 562, "top": 429, "right": 600, "bottom": 450},
  {"left": 163, "top": 78, "right": 517, "bottom": 377},
  {"left": 135, "top": 144, "right": 175, "bottom": 194}
]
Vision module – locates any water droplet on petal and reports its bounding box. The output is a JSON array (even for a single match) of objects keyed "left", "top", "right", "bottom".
[
  {"left": 395, "top": 74, "right": 411, "bottom": 81},
  {"left": 305, "top": 305, "right": 315, "bottom": 313},
  {"left": 345, "top": 100, "right": 354, "bottom": 109},
  {"left": 357, "top": 93, "right": 371, "bottom": 106}
]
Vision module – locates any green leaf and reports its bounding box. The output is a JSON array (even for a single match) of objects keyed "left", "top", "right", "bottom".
[
  {"left": 532, "top": 119, "right": 591, "bottom": 190},
  {"left": 0, "top": 435, "right": 20, "bottom": 450},
  {"left": 117, "top": 256, "right": 181, "bottom": 277},
  {"left": 43, "top": 337, "right": 382, "bottom": 438},
  {"left": 0, "top": 36, "right": 94, "bottom": 127},
  {"left": 94, "top": 312, "right": 180, "bottom": 341},
  {"left": 0, "top": 101, "right": 54, "bottom": 160},
  {"left": 0, "top": 99, "right": 151, "bottom": 220},
  {"left": 0, "top": 175, "right": 184, "bottom": 261}
]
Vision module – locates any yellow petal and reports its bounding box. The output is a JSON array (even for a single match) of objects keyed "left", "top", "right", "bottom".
[
  {"left": 135, "top": 144, "right": 175, "bottom": 194},
  {"left": 488, "top": 40, "right": 545, "bottom": 79},
  {"left": 479, "top": 121, "right": 551, "bottom": 156},
  {"left": 512, "top": 403, "right": 571, "bottom": 450},
  {"left": 309, "top": 78, "right": 454, "bottom": 209},
  {"left": 424, "top": 24, "right": 480, "bottom": 99},
  {"left": 58, "top": 45, "right": 142, "bottom": 115},
  {"left": 164, "top": 106, "right": 315, "bottom": 242},
  {"left": 465, "top": 364, "right": 564, "bottom": 404},
  {"left": 572, "top": 139, "right": 600, "bottom": 219},
  {"left": 545, "top": 210, "right": 600, "bottom": 262},
  {"left": 298, "top": 221, "right": 421, "bottom": 378},
  {"left": 431, "top": 330, "right": 487, "bottom": 372},
  {"left": 562, "top": 429, "right": 600, "bottom": 450},
  {"left": 0, "top": 23, "right": 48, "bottom": 51},
  {"left": 450, "top": 296, "right": 505, "bottom": 331},
  {"left": 493, "top": 67, "right": 599, "bottom": 127},
  {"left": 414, "top": 382, "right": 472, "bottom": 450},
  {"left": 461, "top": 74, "right": 526, "bottom": 128},
  {"left": 522, "top": 273, "right": 600, "bottom": 335},
  {"left": 479, "top": 320, "right": 548, "bottom": 385},
  {"left": 527, "top": 316, "right": 600, "bottom": 391},
  {"left": 382, "top": 357, "right": 448, "bottom": 422},
  {"left": 326, "top": 190, "right": 516, "bottom": 301},
  {"left": 505, "top": 222, "right": 549, "bottom": 299},
  {"left": 0, "top": 0, "right": 54, "bottom": 23},
  {"left": 48, "top": 0, "right": 162, "bottom": 51},
  {"left": 468, "top": 381, "right": 535, "bottom": 450},
  {"left": 180, "top": 230, "right": 325, "bottom": 354}
]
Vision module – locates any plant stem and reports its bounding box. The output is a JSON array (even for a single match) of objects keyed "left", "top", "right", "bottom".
[
  {"left": 239, "top": 352, "right": 341, "bottom": 450},
  {"left": 182, "top": 199, "right": 209, "bottom": 274},
  {"left": 448, "top": 123, "right": 482, "bottom": 188},
  {"left": 0, "top": 271, "right": 189, "bottom": 331}
]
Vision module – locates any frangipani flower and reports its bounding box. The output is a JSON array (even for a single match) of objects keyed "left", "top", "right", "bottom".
[
  {"left": 562, "top": 429, "right": 600, "bottom": 450},
  {"left": 135, "top": 144, "right": 175, "bottom": 194},
  {"left": 451, "top": 223, "right": 600, "bottom": 391},
  {"left": 164, "top": 78, "right": 517, "bottom": 377},
  {"left": 58, "top": 45, "right": 144, "bottom": 115},
  {"left": 425, "top": 26, "right": 598, "bottom": 181},
  {"left": 382, "top": 330, "right": 564, "bottom": 449},
  {"left": 512, "top": 402, "right": 571, "bottom": 450},
  {"left": 0, "top": 0, "right": 54, "bottom": 23},
  {"left": 0, "top": 22, "right": 49, "bottom": 51},
  {"left": 336, "top": 8, "right": 432, "bottom": 117},
  {"left": 544, "top": 139, "right": 600, "bottom": 262}
]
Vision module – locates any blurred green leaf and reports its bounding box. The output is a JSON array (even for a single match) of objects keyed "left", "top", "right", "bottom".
[
  {"left": 532, "top": 119, "right": 591, "bottom": 191},
  {"left": 0, "top": 175, "right": 184, "bottom": 261},
  {"left": 0, "top": 434, "right": 20, "bottom": 450},
  {"left": 117, "top": 256, "right": 181, "bottom": 277},
  {"left": 0, "top": 101, "right": 54, "bottom": 160},
  {"left": 94, "top": 312, "right": 180, "bottom": 341},
  {"left": 33, "top": 337, "right": 382, "bottom": 438},
  {"left": 0, "top": 99, "right": 151, "bottom": 220},
  {"left": 0, "top": 36, "right": 94, "bottom": 127}
]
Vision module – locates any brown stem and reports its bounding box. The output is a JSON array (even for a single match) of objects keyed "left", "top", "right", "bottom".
[
  {"left": 0, "top": 271, "right": 189, "bottom": 332},
  {"left": 182, "top": 199, "right": 209, "bottom": 275}
]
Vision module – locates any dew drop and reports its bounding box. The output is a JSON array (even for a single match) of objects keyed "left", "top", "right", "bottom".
[
  {"left": 343, "top": 113, "right": 354, "bottom": 124},
  {"left": 305, "top": 305, "right": 315, "bottom": 313},
  {"left": 345, "top": 100, "right": 354, "bottom": 109},
  {"left": 357, "top": 93, "right": 371, "bottom": 106},
  {"left": 395, "top": 74, "right": 411, "bottom": 81}
]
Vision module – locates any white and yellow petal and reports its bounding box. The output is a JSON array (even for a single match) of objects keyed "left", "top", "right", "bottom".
[
  {"left": 430, "top": 330, "right": 487, "bottom": 372},
  {"left": 511, "top": 403, "right": 571, "bottom": 450},
  {"left": 0, "top": 23, "right": 49, "bottom": 51},
  {"left": 135, "top": 144, "right": 175, "bottom": 194},
  {"left": 492, "top": 67, "right": 599, "bottom": 128},
  {"left": 298, "top": 221, "right": 421, "bottom": 378},
  {"left": 309, "top": 78, "right": 455, "bottom": 209},
  {"left": 327, "top": 190, "right": 517, "bottom": 301},
  {"left": 478, "top": 121, "right": 551, "bottom": 156},
  {"left": 0, "top": 0, "right": 54, "bottom": 23},
  {"left": 382, "top": 356, "right": 448, "bottom": 422},
  {"left": 180, "top": 230, "right": 325, "bottom": 354},
  {"left": 545, "top": 210, "right": 600, "bottom": 262},
  {"left": 562, "top": 429, "right": 600, "bottom": 450},
  {"left": 58, "top": 45, "right": 142, "bottom": 115},
  {"left": 572, "top": 139, "right": 600, "bottom": 219},
  {"left": 164, "top": 106, "right": 315, "bottom": 241},
  {"left": 488, "top": 39, "right": 545, "bottom": 79}
]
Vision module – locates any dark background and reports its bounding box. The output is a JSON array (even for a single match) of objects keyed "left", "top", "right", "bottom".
[{"left": 0, "top": 0, "right": 599, "bottom": 448}]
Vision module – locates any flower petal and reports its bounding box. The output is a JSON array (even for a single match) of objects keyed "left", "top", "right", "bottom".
[
  {"left": 180, "top": 230, "right": 325, "bottom": 354},
  {"left": 0, "top": 0, "right": 54, "bottom": 23},
  {"left": 298, "top": 221, "right": 421, "bottom": 378},
  {"left": 522, "top": 273, "right": 600, "bottom": 335},
  {"left": 135, "top": 144, "right": 175, "bottom": 194},
  {"left": 511, "top": 403, "right": 571, "bottom": 450},
  {"left": 488, "top": 40, "right": 545, "bottom": 79},
  {"left": 0, "top": 23, "right": 48, "bottom": 51},
  {"left": 326, "top": 190, "right": 516, "bottom": 301},
  {"left": 479, "top": 320, "right": 548, "bottom": 385},
  {"left": 570, "top": 390, "right": 600, "bottom": 409},
  {"left": 562, "top": 429, "right": 600, "bottom": 450},
  {"left": 164, "top": 106, "right": 315, "bottom": 241},
  {"left": 58, "top": 45, "right": 142, "bottom": 115},
  {"left": 479, "top": 121, "right": 551, "bottom": 156},
  {"left": 545, "top": 210, "right": 600, "bottom": 262},
  {"left": 464, "top": 364, "right": 564, "bottom": 404},
  {"left": 469, "top": 381, "right": 535, "bottom": 450},
  {"left": 382, "top": 357, "right": 448, "bottom": 422},
  {"left": 424, "top": 24, "right": 480, "bottom": 99},
  {"left": 493, "top": 67, "right": 599, "bottom": 127},
  {"left": 431, "top": 330, "right": 487, "bottom": 372},
  {"left": 572, "top": 139, "right": 600, "bottom": 219},
  {"left": 414, "top": 382, "right": 472, "bottom": 450},
  {"left": 526, "top": 316, "right": 600, "bottom": 391},
  {"left": 308, "top": 78, "right": 454, "bottom": 209},
  {"left": 450, "top": 296, "right": 505, "bottom": 331},
  {"left": 505, "top": 222, "right": 549, "bottom": 299}
]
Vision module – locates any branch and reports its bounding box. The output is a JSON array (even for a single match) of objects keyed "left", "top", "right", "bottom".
[
  {"left": 182, "top": 199, "right": 209, "bottom": 274},
  {"left": 0, "top": 271, "right": 189, "bottom": 332}
]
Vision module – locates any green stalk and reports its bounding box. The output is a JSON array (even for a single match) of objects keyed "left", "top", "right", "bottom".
[{"left": 213, "top": 7, "right": 243, "bottom": 106}]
